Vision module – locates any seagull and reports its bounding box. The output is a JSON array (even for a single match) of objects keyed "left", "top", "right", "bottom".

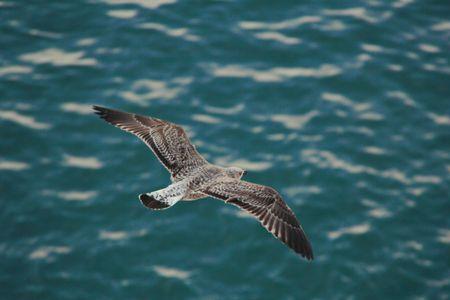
[{"left": 93, "top": 106, "right": 313, "bottom": 260}]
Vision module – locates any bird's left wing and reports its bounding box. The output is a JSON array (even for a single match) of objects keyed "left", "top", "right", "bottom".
[
  {"left": 93, "top": 106, "right": 208, "bottom": 179},
  {"left": 202, "top": 179, "right": 313, "bottom": 260}
]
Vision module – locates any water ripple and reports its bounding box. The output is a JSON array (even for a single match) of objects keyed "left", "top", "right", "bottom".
[
  {"left": 138, "top": 23, "right": 200, "bottom": 42},
  {"left": 101, "top": 0, "right": 176, "bottom": 10},
  {"left": 20, "top": 48, "right": 98, "bottom": 67},
  {"left": 238, "top": 16, "right": 321, "bottom": 31},
  {"left": 107, "top": 9, "right": 138, "bottom": 19},
  {"left": 0, "top": 109, "right": 51, "bottom": 130},
  {"left": 209, "top": 64, "right": 341, "bottom": 82},
  {"left": 0, "top": 160, "right": 30, "bottom": 171},
  {"left": 62, "top": 154, "right": 103, "bottom": 169},
  {"left": 121, "top": 77, "right": 192, "bottom": 105}
]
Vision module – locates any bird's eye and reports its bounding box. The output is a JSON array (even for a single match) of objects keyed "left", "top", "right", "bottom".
[{"left": 242, "top": 171, "right": 247, "bottom": 176}]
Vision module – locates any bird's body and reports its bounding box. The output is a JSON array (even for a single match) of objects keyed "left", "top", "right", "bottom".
[
  {"left": 93, "top": 105, "right": 314, "bottom": 260},
  {"left": 143, "top": 164, "right": 233, "bottom": 208}
]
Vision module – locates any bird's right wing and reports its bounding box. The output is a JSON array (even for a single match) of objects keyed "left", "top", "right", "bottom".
[
  {"left": 202, "top": 178, "right": 313, "bottom": 260},
  {"left": 93, "top": 106, "right": 208, "bottom": 179}
]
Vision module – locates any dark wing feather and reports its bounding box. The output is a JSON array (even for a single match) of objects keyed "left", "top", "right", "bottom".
[
  {"left": 93, "top": 106, "right": 207, "bottom": 179},
  {"left": 202, "top": 179, "right": 313, "bottom": 260}
]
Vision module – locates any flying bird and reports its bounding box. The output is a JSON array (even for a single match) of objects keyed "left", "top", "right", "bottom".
[{"left": 93, "top": 106, "right": 313, "bottom": 260}]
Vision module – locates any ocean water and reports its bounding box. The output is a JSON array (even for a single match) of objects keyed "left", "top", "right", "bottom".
[{"left": 1, "top": 0, "right": 449, "bottom": 299}]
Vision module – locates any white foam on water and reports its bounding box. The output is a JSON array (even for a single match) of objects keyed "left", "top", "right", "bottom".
[
  {"left": 238, "top": 15, "right": 321, "bottom": 30},
  {"left": 406, "top": 51, "right": 419, "bottom": 60},
  {"left": 271, "top": 111, "right": 319, "bottom": 130},
  {"left": 250, "top": 126, "right": 264, "bottom": 134},
  {"left": 321, "top": 92, "right": 353, "bottom": 106},
  {"left": 302, "top": 149, "right": 372, "bottom": 174},
  {"left": 321, "top": 92, "right": 370, "bottom": 112},
  {"left": 254, "top": 31, "right": 301, "bottom": 45},
  {"left": 0, "top": 1, "right": 13, "bottom": 7},
  {"left": 344, "top": 52, "right": 373, "bottom": 70},
  {"left": 153, "top": 265, "right": 191, "bottom": 280},
  {"left": 379, "top": 169, "right": 410, "bottom": 185},
  {"left": 28, "top": 29, "right": 62, "bottom": 39},
  {"left": 418, "top": 43, "right": 441, "bottom": 53},
  {"left": 62, "top": 154, "right": 103, "bottom": 169},
  {"left": 42, "top": 189, "right": 97, "bottom": 201},
  {"left": 358, "top": 112, "right": 384, "bottom": 121},
  {"left": 427, "top": 112, "right": 450, "bottom": 125},
  {"left": 0, "top": 160, "right": 30, "bottom": 171},
  {"left": 0, "top": 65, "right": 32, "bottom": 77},
  {"left": 210, "top": 64, "right": 341, "bottom": 82},
  {"left": 284, "top": 185, "right": 322, "bottom": 197},
  {"left": 328, "top": 223, "right": 371, "bottom": 239},
  {"left": 60, "top": 102, "right": 93, "bottom": 115},
  {"left": 427, "top": 278, "right": 450, "bottom": 288},
  {"left": 422, "top": 63, "right": 450, "bottom": 74},
  {"left": 15, "top": 103, "right": 32, "bottom": 110},
  {"left": 138, "top": 22, "right": 200, "bottom": 42},
  {"left": 404, "top": 240, "right": 423, "bottom": 251},
  {"left": 361, "top": 43, "right": 384, "bottom": 53},
  {"left": 0, "top": 110, "right": 51, "bottom": 130},
  {"left": 368, "top": 207, "right": 392, "bottom": 219},
  {"left": 356, "top": 53, "right": 372, "bottom": 63},
  {"left": 204, "top": 103, "right": 244, "bottom": 115},
  {"left": 29, "top": 246, "right": 71, "bottom": 260},
  {"left": 95, "top": 47, "right": 121, "bottom": 55},
  {"left": 319, "top": 20, "right": 346, "bottom": 31},
  {"left": 102, "top": 0, "right": 176, "bottom": 9},
  {"left": 437, "top": 229, "right": 450, "bottom": 244},
  {"left": 107, "top": 9, "right": 137, "bottom": 19},
  {"left": 412, "top": 175, "right": 442, "bottom": 185},
  {"left": 335, "top": 110, "right": 348, "bottom": 118},
  {"left": 99, "top": 230, "right": 128, "bottom": 240},
  {"left": 76, "top": 38, "right": 97, "bottom": 46},
  {"left": 58, "top": 191, "right": 97, "bottom": 201},
  {"left": 234, "top": 210, "right": 253, "bottom": 219},
  {"left": 393, "top": 0, "right": 414, "bottom": 8},
  {"left": 301, "top": 149, "right": 412, "bottom": 184},
  {"left": 361, "top": 198, "right": 378, "bottom": 207},
  {"left": 363, "top": 146, "right": 387, "bottom": 155},
  {"left": 432, "top": 21, "right": 450, "bottom": 31},
  {"left": 300, "top": 134, "right": 324, "bottom": 142},
  {"left": 191, "top": 114, "right": 221, "bottom": 124},
  {"left": 322, "top": 7, "right": 391, "bottom": 24},
  {"left": 99, "top": 229, "right": 147, "bottom": 240},
  {"left": 20, "top": 48, "right": 98, "bottom": 66},
  {"left": 387, "top": 91, "right": 416, "bottom": 107},
  {"left": 387, "top": 64, "right": 403, "bottom": 72},
  {"left": 407, "top": 187, "right": 425, "bottom": 197},
  {"left": 121, "top": 77, "right": 192, "bottom": 105},
  {"left": 266, "top": 133, "right": 285, "bottom": 141}
]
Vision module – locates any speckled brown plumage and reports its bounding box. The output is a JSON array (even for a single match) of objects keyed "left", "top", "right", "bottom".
[{"left": 93, "top": 105, "right": 314, "bottom": 260}]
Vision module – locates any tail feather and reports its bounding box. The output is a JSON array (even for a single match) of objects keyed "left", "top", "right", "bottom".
[
  {"left": 139, "top": 181, "right": 187, "bottom": 211},
  {"left": 139, "top": 194, "right": 171, "bottom": 210}
]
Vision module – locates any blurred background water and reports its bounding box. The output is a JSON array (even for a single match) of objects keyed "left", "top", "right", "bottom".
[{"left": 1, "top": 0, "right": 449, "bottom": 299}]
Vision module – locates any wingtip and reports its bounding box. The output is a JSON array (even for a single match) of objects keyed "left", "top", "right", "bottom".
[
  {"left": 294, "top": 234, "right": 314, "bottom": 261},
  {"left": 298, "top": 249, "right": 314, "bottom": 261},
  {"left": 92, "top": 105, "right": 113, "bottom": 120},
  {"left": 303, "top": 239, "right": 314, "bottom": 261},
  {"left": 92, "top": 105, "right": 105, "bottom": 114}
]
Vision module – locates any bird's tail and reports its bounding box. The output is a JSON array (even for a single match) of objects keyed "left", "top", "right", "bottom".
[{"left": 139, "top": 181, "right": 187, "bottom": 211}]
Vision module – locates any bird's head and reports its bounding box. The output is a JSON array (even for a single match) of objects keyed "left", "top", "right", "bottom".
[{"left": 226, "top": 167, "right": 247, "bottom": 179}]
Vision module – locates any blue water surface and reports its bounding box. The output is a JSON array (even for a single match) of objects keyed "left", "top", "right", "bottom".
[{"left": 1, "top": 1, "right": 449, "bottom": 299}]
